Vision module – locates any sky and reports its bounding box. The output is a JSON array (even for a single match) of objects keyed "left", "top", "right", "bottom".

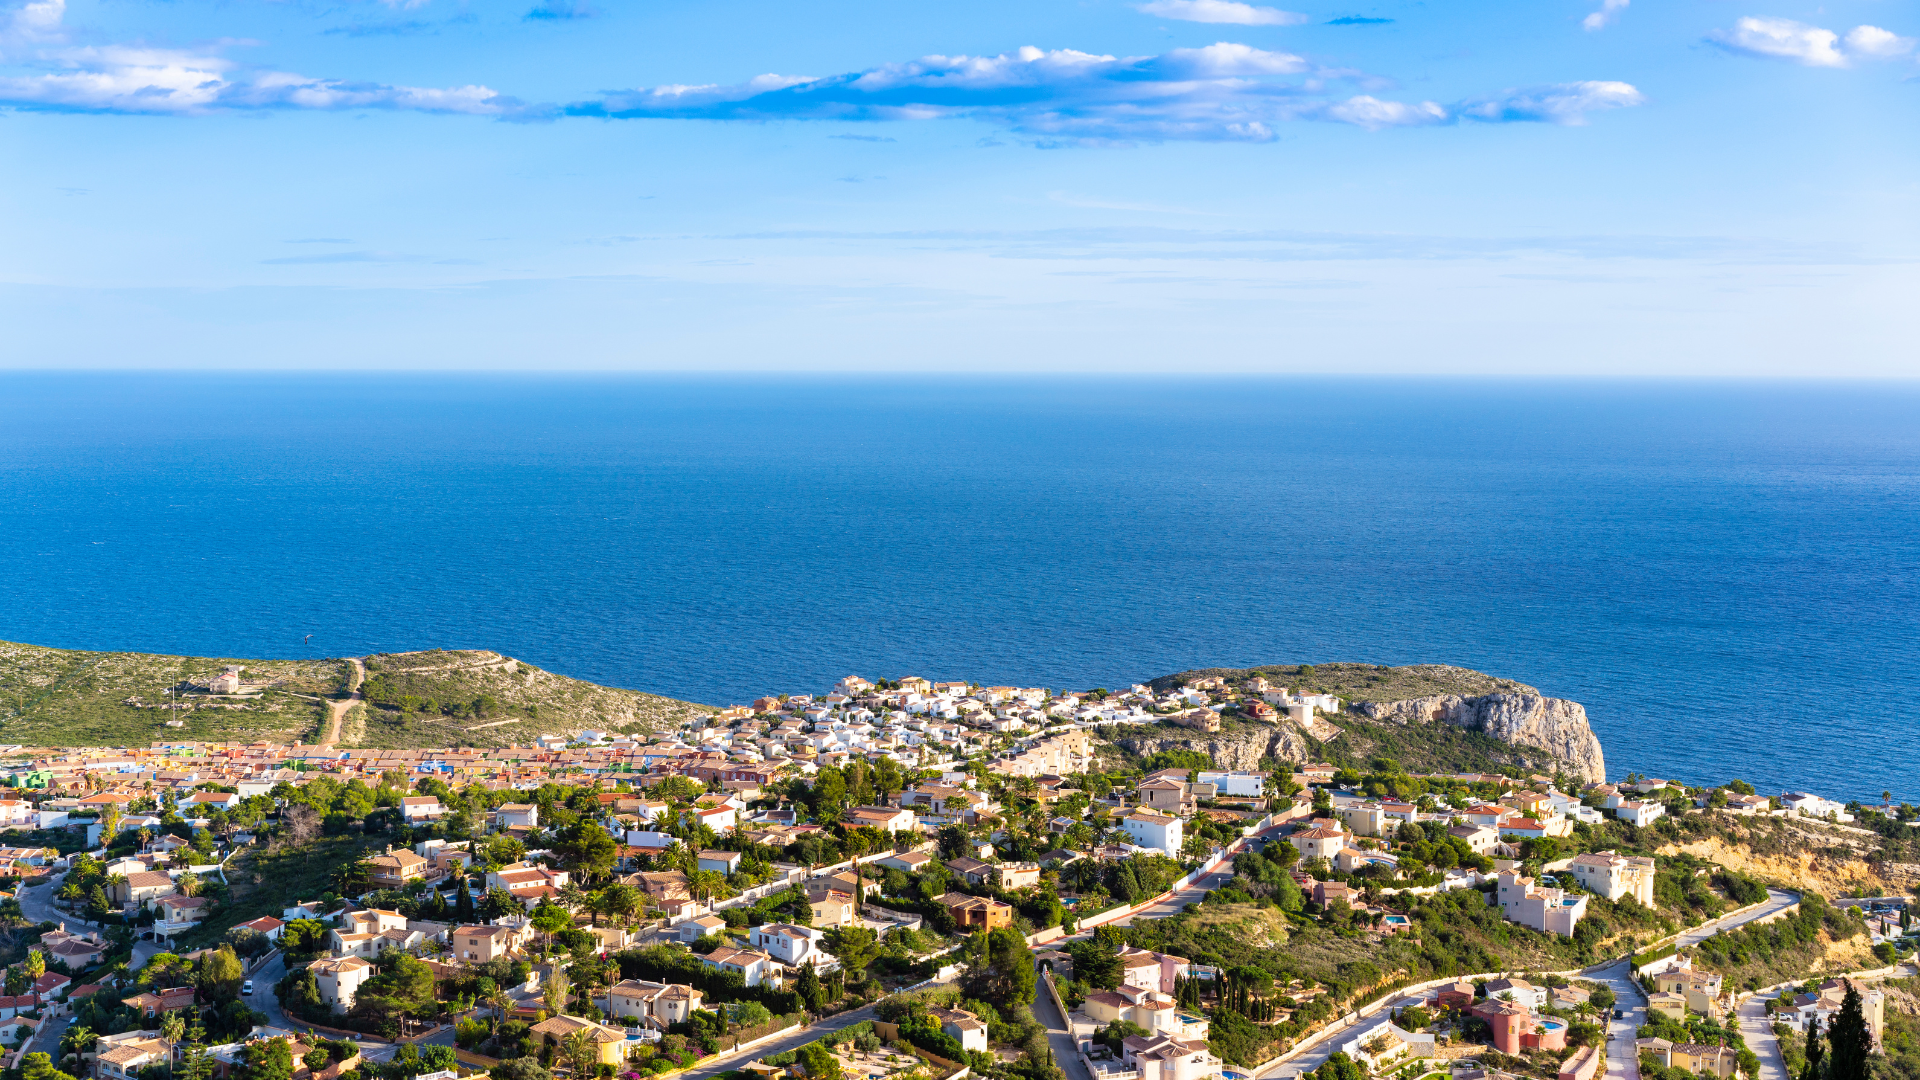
[{"left": 0, "top": 0, "right": 1915, "bottom": 373}]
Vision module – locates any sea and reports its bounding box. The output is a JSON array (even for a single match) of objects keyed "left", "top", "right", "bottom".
[{"left": 0, "top": 374, "right": 1915, "bottom": 803}]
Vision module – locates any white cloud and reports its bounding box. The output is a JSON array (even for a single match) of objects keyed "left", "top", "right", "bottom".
[
  {"left": 1843, "top": 24, "right": 1916, "bottom": 59},
  {"left": 1582, "top": 0, "right": 1627, "bottom": 33},
  {"left": 1459, "top": 80, "right": 1645, "bottom": 124},
  {"left": 1321, "top": 95, "right": 1447, "bottom": 128},
  {"left": 0, "top": 0, "right": 524, "bottom": 114},
  {"left": 1135, "top": 0, "right": 1309, "bottom": 26},
  {"left": 1709, "top": 17, "right": 1847, "bottom": 65},
  {"left": 1708, "top": 16, "right": 1918, "bottom": 66}
]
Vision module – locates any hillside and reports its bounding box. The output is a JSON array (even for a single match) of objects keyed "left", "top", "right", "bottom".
[
  {"left": 0, "top": 640, "right": 711, "bottom": 749},
  {"left": 1142, "top": 661, "right": 1605, "bottom": 781},
  {"left": 347, "top": 649, "right": 713, "bottom": 748}
]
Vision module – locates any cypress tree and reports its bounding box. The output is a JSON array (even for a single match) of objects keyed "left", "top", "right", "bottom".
[
  {"left": 1827, "top": 985, "right": 1872, "bottom": 1080},
  {"left": 1802, "top": 1015, "right": 1826, "bottom": 1080}
]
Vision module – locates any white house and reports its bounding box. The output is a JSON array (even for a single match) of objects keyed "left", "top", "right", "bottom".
[
  {"left": 1782, "top": 793, "right": 1854, "bottom": 823},
  {"left": 1615, "top": 800, "right": 1665, "bottom": 827},
  {"left": 1195, "top": 771, "right": 1267, "bottom": 798},
  {"left": 747, "top": 923, "right": 835, "bottom": 969},
  {"left": 1121, "top": 810, "right": 1183, "bottom": 854},
  {"left": 310, "top": 956, "right": 375, "bottom": 1011},
  {"left": 400, "top": 797, "right": 445, "bottom": 823},
  {"left": 700, "top": 946, "right": 774, "bottom": 987}
]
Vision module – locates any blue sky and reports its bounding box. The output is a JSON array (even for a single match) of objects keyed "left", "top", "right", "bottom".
[{"left": 0, "top": 0, "right": 1914, "bottom": 372}]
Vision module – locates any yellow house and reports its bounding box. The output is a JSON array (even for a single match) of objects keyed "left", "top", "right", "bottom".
[
  {"left": 529, "top": 1015, "right": 629, "bottom": 1066},
  {"left": 1671, "top": 1044, "right": 1737, "bottom": 1078},
  {"left": 1647, "top": 992, "right": 1688, "bottom": 1021}
]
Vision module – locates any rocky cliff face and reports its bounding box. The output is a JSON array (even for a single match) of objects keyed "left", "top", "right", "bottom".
[
  {"left": 1351, "top": 692, "right": 1606, "bottom": 783},
  {"left": 1110, "top": 721, "right": 1316, "bottom": 773}
]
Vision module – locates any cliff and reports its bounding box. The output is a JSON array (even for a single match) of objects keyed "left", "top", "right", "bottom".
[
  {"left": 1351, "top": 692, "right": 1607, "bottom": 783},
  {"left": 1114, "top": 662, "right": 1608, "bottom": 782}
]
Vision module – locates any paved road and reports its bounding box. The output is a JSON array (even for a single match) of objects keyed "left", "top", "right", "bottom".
[
  {"left": 1106, "top": 871, "right": 1236, "bottom": 928},
  {"left": 676, "top": 1001, "right": 886, "bottom": 1080},
  {"left": 1676, "top": 890, "right": 1799, "bottom": 948},
  {"left": 1033, "top": 981, "right": 1091, "bottom": 1080},
  {"left": 1739, "top": 994, "right": 1787, "bottom": 1080},
  {"left": 1587, "top": 959, "right": 1646, "bottom": 1080}
]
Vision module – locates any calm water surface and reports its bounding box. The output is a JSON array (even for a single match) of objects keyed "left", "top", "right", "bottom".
[{"left": 0, "top": 375, "right": 1915, "bottom": 801}]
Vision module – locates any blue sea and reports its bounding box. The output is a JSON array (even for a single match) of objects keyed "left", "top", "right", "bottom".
[{"left": 1, "top": 374, "right": 1915, "bottom": 803}]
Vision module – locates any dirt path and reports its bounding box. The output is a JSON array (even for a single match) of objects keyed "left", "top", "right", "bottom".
[{"left": 319, "top": 657, "right": 366, "bottom": 747}]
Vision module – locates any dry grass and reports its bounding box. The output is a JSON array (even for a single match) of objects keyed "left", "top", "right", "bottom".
[{"left": 1151, "top": 662, "right": 1536, "bottom": 704}]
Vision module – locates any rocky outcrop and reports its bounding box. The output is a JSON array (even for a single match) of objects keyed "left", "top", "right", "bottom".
[
  {"left": 1110, "top": 720, "right": 1319, "bottom": 773},
  {"left": 1351, "top": 692, "right": 1606, "bottom": 783}
]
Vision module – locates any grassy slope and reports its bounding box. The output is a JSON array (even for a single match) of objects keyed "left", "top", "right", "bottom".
[
  {"left": 0, "top": 640, "right": 342, "bottom": 747},
  {"left": 351, "top": 649, "right": 713, "bottom": 749},
  {"left": 1150, "top": 661, "right": 1537, "bottom": 703},
  {"left": 0, "top": 640, "right": 712, "bottom": 749}
]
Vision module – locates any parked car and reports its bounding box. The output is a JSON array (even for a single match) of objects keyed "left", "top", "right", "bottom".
[{"left": 242, "top": 981, "right": 254, "bottom": 996}]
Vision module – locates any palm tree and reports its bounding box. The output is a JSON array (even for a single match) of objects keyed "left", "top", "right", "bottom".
[
  {"left": 160, "top": 1011, "right": 186, "bottom": 1079},
  {"left": 486, "top": 985, "right": 513, "bottom": 1036},
  {"left": 176, "top": 873, "right": 202, "bottom": 899},
  {"left": 561, "top": 1029, "right": 598, "bottom": 1078}
]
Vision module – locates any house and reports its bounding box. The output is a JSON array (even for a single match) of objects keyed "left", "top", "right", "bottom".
[
  {"left": 696, "top": 850, "right": 743, "bottom": 876},
  {"left": 1447, "top": 824, "right": 1498, "bottom": 855},
  {"left": 993, "top": 862, "right": 1042, "bottom": 890},
  {"left": 1121, "top": 810, "right": 1183, "bottom": 855},
  {"left": 123, "top": 986, "right": 198, "bottom": 1018},
  {"left": 1482, "top": 979, "right": 1546, "bottom": 1010},
  {"left": 487, "top": 861, "right": 570, "bottom": 905},
  {"left": 936, "top": 892, "right": 1013, "bottom": 930},
  {"left": 1120, "top": 1033, "right": 1221, "bottom": 1080},
  {"left": 945, "top": 857, "right": 993, "bottom": 886},
  {"left": 93, "top": 1032, "right": 173, "bottom": 1080},
  {"left": 677, "top": 915, "right": 727, "bottom": 944},
  {"left": 748, "top": 923, "right": 834, "bottom": 969},
  {"left": 928, "top": 1007, "right": 990, "bottom": 1053},
  {"left": 400, "top": 797, "right": 445, "bottom": 823},
  {"left": 367, "top": 847, "right": 443, "bottom": 889},
  {"left": 115, "top": 871, "right": 177, "bottom": 910},
  {"left": 1670, "top": 1045, "right": 1738, "bottom": 1078},
  {"left": 41, "top": 925, "right": 107, "bottom": 968},
  {"left": 184, "top": 791, "right": 239, "bottom": 811},
  {"left": 809, "top": 891, "right": 857, "bottom": 927},
  {"left": 452, "top": 925, "right": 522, "bottom": 962},
  {"left": 529, "top": 1015, "right": 629, "bottom": 1066},
  {"left": 1614, "top": 799, "right": 1665, "bottom": 827},
  {"left": 153, "top": 895, "right": 211, "bottom": 934},
  {"left": 1289, "top": 825, "right": 1348, "bottom": 862},
  {"left": 495, "top": 803, "right": 540, "bottom": 830},
  {"left": 1493, "top": 871, "right": 1587, "bottom": 937},
  {"left": 1647, "top": 992, "right": 1688, "bottom": 1021},
  {"left": 31, "top": 972, "right": 71, "bottom": 1001},
  {"left": 877, "top": 851, "right": 934, "bottom": 874},
  {"left": 1116, "top": 946, "right": 1190, "bottom": 995},
  {"left": 1653, "top": 970, "right": 1725, "bottom": 1016},
  {"left": 1194, "top": 771, "right": 1267, "bottom": 798},
  {"left": 608, "top": 980, "right": 703, "bottom": 1029},
  {"left": 844, "top": 805, "right": 917, "bottom": 833},
  {"left": 1082, "top": 983, "right": 1208, "bottom": 1041},
  {"left": 701, "top": 946, "right": 775, "bottom": 987},
  {"left": 1336, "top": 803, "right": 1387, "bottom": 838},
  {"left": 309, "top": 956, "right": 376, "bottom": 1011},
  {"left": 237, "top": 916, "right": 285, "bottom": 942}
]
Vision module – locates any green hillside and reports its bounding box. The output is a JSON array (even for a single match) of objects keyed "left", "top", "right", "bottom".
[
  {"left": 1151, "top": 661, "right": 1538, "bottom": 703},
  {"left": 0, "top": 640, "right": 711, "bottom": 749}
]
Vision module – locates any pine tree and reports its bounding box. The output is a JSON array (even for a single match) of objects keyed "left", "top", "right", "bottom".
[
  {"left": 455, "top": 878, "right": 475, "bottom": 922},
  {"left": 797, "top": 963, "right": 823, "bottom": 1013},
  {"left": 1827, "top": 985, "right": 1872, "bottom": 1080},
  {"left": 1802, "top": 1015, "right": 1826, "bottom": 1080}
]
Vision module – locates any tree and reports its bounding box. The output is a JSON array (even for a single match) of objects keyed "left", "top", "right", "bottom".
[
  {"left": 553, "top": 822, "right": 618, "bottom": 885},
  {"left": 1827, "top": 985, "right": 1871, "bottom": 1080},
  {"left": 796, "top": 962, "right": 824, "bottom": 1013},
  {"left": 194, "top": 946, "right": 245, "bottom": 1002},
  {"left": 960, "top": 927, "right": 1036, "bottom": 1008},
  {"left": 1802, "top": 1015, "right": 1826, "bottom": 1080},
  {"left": 283, "top": 804, "right": 321, "bottom": 845},
  {"left": 490, "top": 1060, "right": 551, "bottom": 1080},
  {"left": 20, "top": 1053, "right": 77, "bottom": 1080},
  {"left": 454, "top": 878, "right": 476, "bottom": 922},
  {"left": 542, "top": 970, "right": 570, "bottom": 1017},
  {"left": 242, "top": 1038, "right": 295, "bottom": 1080},
  {"left": 176, "top": 872, "right": 202, "bottom": 899},
  {"left": 824, "top": 927, "right": 881, "bottom": 981},
  {"left": 600, "top": 883, "right": 640, "bottom": 928},
  {"left": 24, "top": 949, "right": 45, "bottom": 980},
  {"left": 480, "top": 888, "right": 523, "bottom": 921},
  {"left": 160, "top": 1012, "right": 187, "bottom": 1080},
  {"left": 796, "top": 1042, "right": 842, "bottom": 1080},
  {"left": 560, "top": 1030, "right": 599, "bottom": 1079}
]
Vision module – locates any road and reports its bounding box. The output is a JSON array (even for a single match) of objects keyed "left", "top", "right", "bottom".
[
  {"left": 676, "top": 1002, "right": 884, "bottom": 1080},
  {"left": 1739, "top": 994, "right": 1787, "bottom": 1080},
  {"left": 1105, "top": 870, "right": 1236, "bottom": 928},
  {"left": 319, "top": 659, "right": 366, "bottom": 748},
  {"left": 1676, "top": 889, "right": 1800, "bottom": 948},
  {"left": 1034, "top": 980, "right": 1091, "bottom": 1080},
  {"left": 1586, "top": 959, "right": 1646, "bottom": 1080}
]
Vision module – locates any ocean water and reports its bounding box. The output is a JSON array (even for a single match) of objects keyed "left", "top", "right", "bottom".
[{"left": 0, "top": 374, "right": 1915, "bottom": 802}]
